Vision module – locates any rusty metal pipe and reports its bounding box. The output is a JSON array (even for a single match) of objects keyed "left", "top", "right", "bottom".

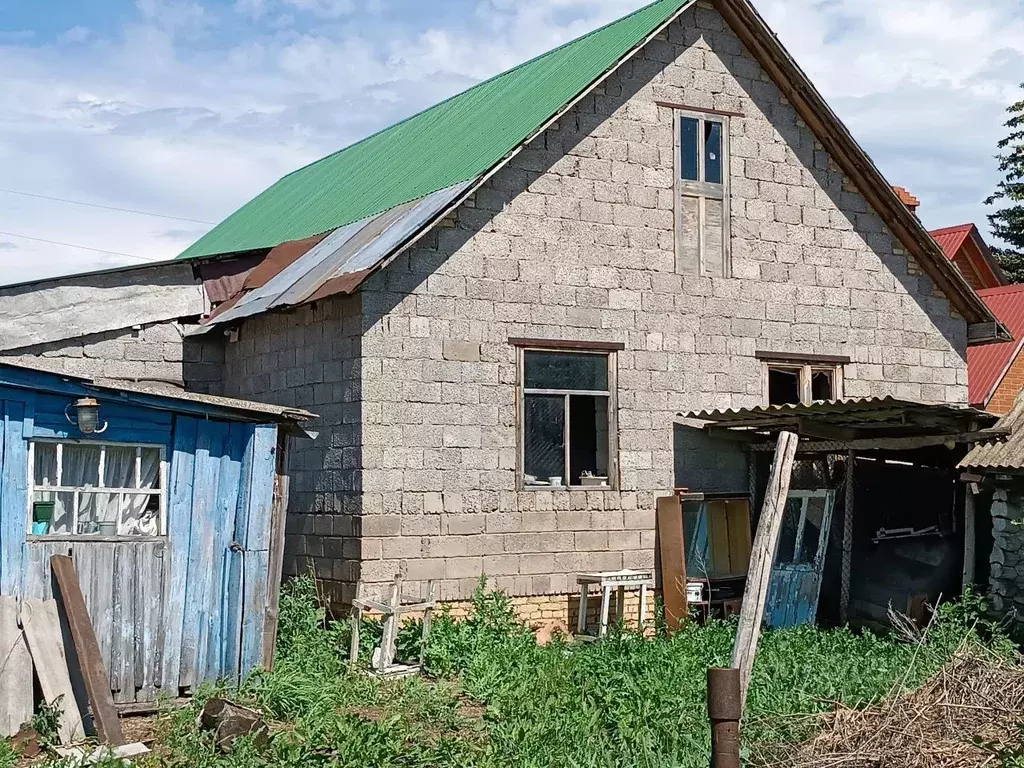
[{"left": 707, "top": 667, "right": 742, "bottom": 768}]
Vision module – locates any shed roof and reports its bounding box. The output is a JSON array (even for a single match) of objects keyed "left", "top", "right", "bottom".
[
  {"left": 967, "top": 284, "right": 1024, "bottom": 406},
  {"left": 961, "top": 389, "right": 1024, "bottom": 470},
  {"left": 0, "top": 361, "right": 315, "bottom": 423},
  {"left": 682, "top": 397, "right": 997, "bottom": 445}
]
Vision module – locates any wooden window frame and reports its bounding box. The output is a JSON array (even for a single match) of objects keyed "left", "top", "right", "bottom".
[
  {"left": 674, "top": 109, "right": 731, "bottom": 277},
  {"left": 26, "top": 438, "right": 168, "bottom": 541},
  {"left": 515, "top": 345, "right": 619, "bottom": 491},
  {"left": 762, "top": 362, "right": 844, "bottom": 406}
]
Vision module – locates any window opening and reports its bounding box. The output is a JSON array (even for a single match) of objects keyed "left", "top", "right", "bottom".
[
  {"left": 521, "top": 350, "right": 615, "bottom": 488},
  {"left": 29, "top": 440, "right": 165, "bottom": 538}
]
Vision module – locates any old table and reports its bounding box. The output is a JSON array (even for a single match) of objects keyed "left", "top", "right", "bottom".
[{"left": 576, "top": 569, "right": 653, "bottom": 639}]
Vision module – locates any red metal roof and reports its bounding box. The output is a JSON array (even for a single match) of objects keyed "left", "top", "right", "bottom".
[
  {"left": 930, "top": 224, "right": 974, "bottom": 261},
  {"left": 968, "top": 284, "right": 1024, "bottom": 406}
]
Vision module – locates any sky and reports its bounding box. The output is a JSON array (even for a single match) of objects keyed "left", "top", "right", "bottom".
[{"left": 0, "top": 0, "right": 1021, "bottom": 286}]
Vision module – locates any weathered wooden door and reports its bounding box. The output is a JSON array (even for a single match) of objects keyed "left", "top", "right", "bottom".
[
  {"left": 765, "top": 490, "right": 835, "bottom": 628},
  {"left": 24, "top": 539, "right": 168, "bottom": 703}
]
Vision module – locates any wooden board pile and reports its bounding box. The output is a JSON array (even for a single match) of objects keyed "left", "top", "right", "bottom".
[{"left": 753, "top": 648, "right": 1024, "bottom": 767}]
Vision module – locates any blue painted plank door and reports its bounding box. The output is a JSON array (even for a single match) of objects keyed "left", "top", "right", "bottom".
[
  {"left": 163, "top": 417, "right": 278, "bottom": 693},
  {"left": 766, "top": 491, "right": 836, "bottom": 629}
]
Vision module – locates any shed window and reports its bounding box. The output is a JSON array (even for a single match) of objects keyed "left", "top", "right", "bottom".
[
  {"left": 28, "top": 440, "right": 166, "bottom": 538},
  {"left": 519, "top": 349, "right": 617, "bottom": 489},
  {"left": 675, "top": 110, "right": 730, "bottom": 277}
]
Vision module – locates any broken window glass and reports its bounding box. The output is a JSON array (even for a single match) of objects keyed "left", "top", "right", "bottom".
[
  {"left": 811, "top": 369, "right": 834, "bottom": 402},
  {"left": 768, "top": 367, "right": 801, "bottom": 406},
  {"left": 704, "top": 121, "right": 722, "bottom": 184}
]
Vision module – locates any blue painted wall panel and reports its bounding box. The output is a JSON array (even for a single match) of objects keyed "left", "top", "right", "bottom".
[{"left": 0, "top": 399, "right": 30, "bottom": 596}]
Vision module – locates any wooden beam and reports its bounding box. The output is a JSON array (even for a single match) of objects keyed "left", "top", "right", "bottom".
[
  {"left": 963, "top": 487, "right": 977, "bottom": 591},
  {"left": 748, "top": 429, "right": 1009, "bottom": 453},
  {"left": 50, "top": 555, "right": 125, "bottom": 746},
  {"left": 507, "top": 337, "right": 625, "bottom": 351},
  {"left": 840, "top": 451, "right": 855, "bottom": 625},
  {"left": 656, "top": 494, "right": 688, "bottom": 631},
  {"left": 261, "top": 433, "right": 291, "bottom": 670},
  {"left": 654, "top": 101, "right": 745, "bottom": 118},
  {"left": 731, "top": 430, "right": 798, "bottom": 710},
  {"left": 754, "top": 351, "right": 851, "bottom": 365}
]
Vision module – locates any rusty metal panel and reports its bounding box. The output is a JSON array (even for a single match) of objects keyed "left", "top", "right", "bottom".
[{"left": 200, "top": 182, "right": 472, "bottom": 330}]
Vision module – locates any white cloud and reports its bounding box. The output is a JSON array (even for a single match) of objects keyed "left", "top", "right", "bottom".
[{"left": 0, "top": 0, "right": 1020, "bottom": 286}]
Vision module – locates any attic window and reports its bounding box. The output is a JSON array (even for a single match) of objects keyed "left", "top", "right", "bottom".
[{"left": 675, "top": 110, "right": 730, "bottom": 277}]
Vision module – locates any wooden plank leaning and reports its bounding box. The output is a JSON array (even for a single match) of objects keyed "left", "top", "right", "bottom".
[
  {"left": 51, "top": 554, "right": 125, "bottom": 746},
  {"left": 730, "top": 430, "right": 798, "bottom": 710},
  {"left": 21, "top": 598, "right": 85, "bottom": 745},
  {"left": 0, "top": 595, "right": 32, "bottom": 738},
  {"left": 656, "top": 494, "right": 688, "bottom": 631}
]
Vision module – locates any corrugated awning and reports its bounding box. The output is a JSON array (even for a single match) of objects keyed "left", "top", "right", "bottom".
[
  {"left": 682, "top": 397, "right": 1000, "bottom": 449},
  {"left": 961, "top": 391, "right": 1024, "bottom": 470}
]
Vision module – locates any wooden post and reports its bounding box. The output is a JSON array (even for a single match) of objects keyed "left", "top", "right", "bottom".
[
  {"left": 963, "top": 485, "right": 977, "bottom": 590},
  {"left": 50, "top": 555, "right": 125, "bottom": 746},
  {"left": 656, "top": 494, "right": 688, "bottom": 631},
  {"left": 840, "top": 449, "right": 855, "bottom": 625},
  {"left": 730, "top": 430, "right": 798, "bottom": 709},
  {"left": 707, "top": 667, "right": 742, "bottom": 768},
  {"left": 378, "top": 576, "right": 402, "bottom": 672},
  {"left": 349, "top": 583, "right": 363, "bottom": 670},
  {"left": 419, "top": 581, "right": 435, "bottom": 668},
  {"left": 261, "top": 433, "right": 291, "bottom": 669}
]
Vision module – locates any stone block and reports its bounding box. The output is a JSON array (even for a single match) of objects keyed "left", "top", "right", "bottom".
[{"left": 443, "top": 339, "right": 481, "bottom": 362}]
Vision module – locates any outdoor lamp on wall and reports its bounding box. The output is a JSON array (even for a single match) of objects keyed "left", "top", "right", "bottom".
[{"left": 66, "top": 397, "right": 109, "bottom": 434}]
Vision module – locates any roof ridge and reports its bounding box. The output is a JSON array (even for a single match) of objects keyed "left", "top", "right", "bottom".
[
  {"left": 929, "top": 223, "right": 975, "bottom": 235},
  {"left": 281, "top": 0, "right": 680, "bottom": 183}
]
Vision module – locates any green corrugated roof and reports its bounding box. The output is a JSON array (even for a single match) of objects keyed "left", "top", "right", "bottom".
[{"left": 179, "top": 0, "right": 694, "bottom": 260}]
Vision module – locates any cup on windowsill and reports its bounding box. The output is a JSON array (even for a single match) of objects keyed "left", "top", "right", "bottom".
[{"left": 548, "top": 476, "right": 563, "bottom": 488}]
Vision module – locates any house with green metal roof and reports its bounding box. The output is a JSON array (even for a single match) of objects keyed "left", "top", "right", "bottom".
[{"left": 0, "top": 0, "right": 1008, "bottom": 622}]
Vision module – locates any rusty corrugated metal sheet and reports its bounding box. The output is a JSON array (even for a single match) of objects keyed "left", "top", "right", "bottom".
[
  {"left": 197, "top": 253, "right": 267, "bottom": 305},
  {"left": 196, "top": 182, "right": 472, "bottom": 331},
  {"left": 967, "top": 284, "right": 1024, "bottom": 406},
  {"left": 961, "top": 392, "right": 1024, "bottom": 469}
]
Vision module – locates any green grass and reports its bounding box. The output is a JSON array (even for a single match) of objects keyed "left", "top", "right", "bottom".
[
  {"left": 0, "top": 579, "right": 1012, "bottom": 767},
  {"left": 146, "top": 579, "right": 1012, "bottom": 768}
]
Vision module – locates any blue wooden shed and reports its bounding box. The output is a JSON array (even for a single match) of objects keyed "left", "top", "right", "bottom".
[{"left": 0, "top": 362, "right": 312, "bottom": 704}]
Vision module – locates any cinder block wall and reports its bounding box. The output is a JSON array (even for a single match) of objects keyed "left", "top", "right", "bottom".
[
  {"left": 351, "top": 3, "right": 969, "bottom": 602},
  {"left": 0, "top": 321, "right": 225, "bottom": 392},
  {"left": 220, "top": 295, "right": 365, "bottom": 605}
]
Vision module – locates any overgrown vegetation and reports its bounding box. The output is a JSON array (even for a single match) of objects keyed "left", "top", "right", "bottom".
[
  {"left": 147, "top": 579, "right": 1016, "bottom": 768},
  {"left": 0, "top": 579, "right": 1017, "bottom": 767}
]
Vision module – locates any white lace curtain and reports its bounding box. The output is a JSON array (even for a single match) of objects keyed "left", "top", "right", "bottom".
[{"left": 34, "top": 443, "right": 161, "bottom": 536}]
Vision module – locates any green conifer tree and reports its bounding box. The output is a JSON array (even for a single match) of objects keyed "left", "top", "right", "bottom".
[{"left": 986, "top": 83, "right": 1024, "bottom": 282}]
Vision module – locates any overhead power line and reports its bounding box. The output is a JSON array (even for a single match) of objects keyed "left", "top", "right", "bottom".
[
  {"left": 0, "top": 231, "right": 163, "bottom": 262},
  {"left": 0, "top": 187, "right": 216, "bottom": 225}
]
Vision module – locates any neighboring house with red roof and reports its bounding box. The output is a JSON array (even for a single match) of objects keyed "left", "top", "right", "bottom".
[
  {"left": 968, "top": 284, "right": 1024, "bottom": 414},
  {"left": 931, "top": 223, "right": 1006, "bottom": 292}
]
